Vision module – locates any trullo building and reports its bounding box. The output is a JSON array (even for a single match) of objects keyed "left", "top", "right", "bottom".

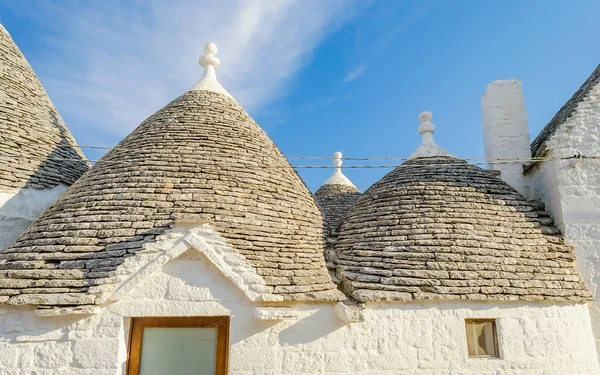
[
  {"left": 0, "top": 24, "right": 88, "bottom": 252},
  {"left": 0, "top": 23, "right": 599, "bottom": 374}
]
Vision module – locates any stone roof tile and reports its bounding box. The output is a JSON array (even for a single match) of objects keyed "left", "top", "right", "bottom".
[
  {"left": 315, "top": 151, "right": 361, "bottom": 236},
  {"left": 0, "top": 24, "right": 88, "bottom": 192},
  {"left": 335, "top": 156, "right": 591, "bottom": 303},
  {"left": 315, "top": 184, "right": 361, "bottom": 236},
  {"left": 0, "top": 90, "right": 340, "bottom": 307}
]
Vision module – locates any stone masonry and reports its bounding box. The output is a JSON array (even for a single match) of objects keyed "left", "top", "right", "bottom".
[
  {"left": 335, "top": 156, "right": 591, "bottom": 303},
  {"left": 315, "top": 184, "right": 362, "bottom": 237},
  {"left": 525, "top": 64, "right": 600, "bottom": 357},
  {"left": 0, "top": 24, "right": 88, "bottom": 192},
  {"left": 315, "top": 183, "right": 361, "bottom": 282},
  {"left": 0, "top": 249, "right": 597, "bottom": 374},
  {"left": 0, "top": 90, "right": 341, "bottom": 308}
]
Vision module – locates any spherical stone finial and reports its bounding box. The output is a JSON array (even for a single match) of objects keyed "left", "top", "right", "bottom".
[
  {"left": 419, "top": 111, "right": 433, "bottom": 124},
  {"left": 322, "top": 151, "right": 357, "bottom": 188},
  {"left": 417, "top": 111, "right": 435, "bottom": 135},
  {"left": 333, "top": 152, "right": 343, "bottom": 168},
  {"left": 408, "top": 111, "right": 453, "bottom": 159},
  {"left": 199, "top": 41, "right": 220, "bottom": 69},
  {"left": 191, "top": 41, "right": 234, "bottom": 100},
  {"left": 204, "top": 42, "right": 218, "bottom": 56}
]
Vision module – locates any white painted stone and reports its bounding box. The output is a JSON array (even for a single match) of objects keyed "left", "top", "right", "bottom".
[
  {"left": 107, "top": 224, "right": 285, "bottom": 304},
  {"left": 323, "top": 152, "right": 357, "bottom": 188},
  {"left": 16, "top": 330, "right": 64, "bottom": 343},
  {"left": 408, "top": 112, "right": 454, "bottom": 160},
  {"left": 190, "top": 42, "right": 235, "bottom": 101},
  {"left": 0, "top": 246, "right": 597, "bottom": 374},
  {"left": 3, "top": 318, "right": 22, "bottom": 333},
  {"left": 0, "top": 345, "right": 17, "bottom": 367},
  {"left": 32, "top": 341, "right": 72, "bottom": 368},
  {"left": 254, "top": 307, "right": 300, "bottom": 320},
  {"left": 334, "top": 301, "right": 365, "bottom": 323},
  {"left": 0, "top": 184, "right": 68, "bottom": 251},
  {"left": 526, "top": 79, "right": 600, "bottom": 360},
  {"left": 481, "top": 80, "right": 532, "bottom": 196},
  {"left": 35, "top": 306, "right": 100, "bottom": 317},
  {"left": 72, "top": 338, "right": 120, "bottom": 369}
]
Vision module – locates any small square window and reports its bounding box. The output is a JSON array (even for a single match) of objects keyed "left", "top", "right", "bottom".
[{"left": 465, "top": 318, "right": 499, "bottom": 358}]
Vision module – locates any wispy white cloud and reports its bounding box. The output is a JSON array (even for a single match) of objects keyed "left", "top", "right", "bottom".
[
  {"left": 374, "top": 5, "right": 429, "bottom": 53},
  {"left": 9, "top": 0, "right": 358, "bottom": 138},
  {"left": 298, "top": 94, "right": 353, "bottom": 114},
  {"left": 342, "top": 64, "right": 367, "bottom": 83}
]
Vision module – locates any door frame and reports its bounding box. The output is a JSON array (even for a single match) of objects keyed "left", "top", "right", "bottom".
[{"left": 127, "top": 316, "right": 230, "bottom": 375}]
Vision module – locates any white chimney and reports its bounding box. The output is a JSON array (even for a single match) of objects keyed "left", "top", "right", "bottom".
[{"left": 481, "top": 80, "right": 532, "bottom": 197}]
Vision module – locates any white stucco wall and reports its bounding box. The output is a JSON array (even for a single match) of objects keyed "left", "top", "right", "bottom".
[
  {"left": 0, "top": 185, "right": 68, "bottom": 251},
  {"left": 482, "top": 80, "right": 532, "bottom": 197},
  {"left": 0, "top": 248, "right": 597, "bottom": 375},
  {"left": 527, "top": 80, "right": 600, "bottom": 357}
]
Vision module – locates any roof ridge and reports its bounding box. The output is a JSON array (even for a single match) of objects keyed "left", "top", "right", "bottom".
[{"left": 531, "top": 63, "right": 600, "bottom": 157}]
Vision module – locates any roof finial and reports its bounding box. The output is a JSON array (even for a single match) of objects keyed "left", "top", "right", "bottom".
[
  {"left": 418, "top": 111, "right": 435, "bottom": 144},
  {"left": 190, "top": 42, "right": 235, "bottom": 101},
  {"left": 408, "top": 111, "right": 453, "bottom": 159},
  {"left": 333, "top": 151, "right": 343, "bottom": 169},
  {"left": 323, "top": 151, "right": 357, "bottom": 188},
  {"left": 199, "top": 42, "right": 220, "bottom": 72}
]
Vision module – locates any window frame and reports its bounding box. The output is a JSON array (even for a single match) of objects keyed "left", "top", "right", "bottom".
[
  {"left": 127, "top": 316, "right": 230, "bottom": 375},
  {"left": 464, "top": 318, "right": 500, "bottom": 359}
]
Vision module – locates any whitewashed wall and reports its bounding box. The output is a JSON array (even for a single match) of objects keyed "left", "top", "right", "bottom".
[
  {"left": 0, "top": 249, "right": 597, "bottom": 375},
  {"left": 0, "top": 185, "right": 68, "bottom": 251},
  {"left": 527, "top": 80, "right": 600, "bottom": 357}
]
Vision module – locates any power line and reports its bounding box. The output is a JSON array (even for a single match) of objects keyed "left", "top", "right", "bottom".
[
  {"left": 0, "top": 153, "right": 590, "bottom": 169},
  {"left": 49, "top": 144, "right": 563, "bottom": 162}
]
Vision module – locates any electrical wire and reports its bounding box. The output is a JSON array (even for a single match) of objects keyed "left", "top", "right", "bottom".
[
  {"left": 0, "top": 152, "right": 590, "bottom": 169},
  {"left": 52, "top": 143, "right": 560, "bottom": 162}
]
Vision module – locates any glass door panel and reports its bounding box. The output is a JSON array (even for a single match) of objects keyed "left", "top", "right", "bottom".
[{"left": 139, "top": 327, "right": 218, "bottom": 375}]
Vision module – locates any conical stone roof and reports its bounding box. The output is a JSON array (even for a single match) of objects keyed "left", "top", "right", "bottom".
[
  {"left": 315, "top": 184, "right": 361, "bottom": 235},
  {"left": 315, "top": 152, "right": 361, "bottom": 235},
  {"left": 0, "top": 53, "right": 340, "bottom": 307},
  {"left": 0, "top": 24, "right": 88, "bottom": 191},
  {"left": 335, "top": 156, "right": 591, "bottom": 303}
]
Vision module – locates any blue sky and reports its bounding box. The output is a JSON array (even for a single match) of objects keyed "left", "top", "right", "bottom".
[{"left": 1, "top": 0, "right": 599, "bottom": 192}]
